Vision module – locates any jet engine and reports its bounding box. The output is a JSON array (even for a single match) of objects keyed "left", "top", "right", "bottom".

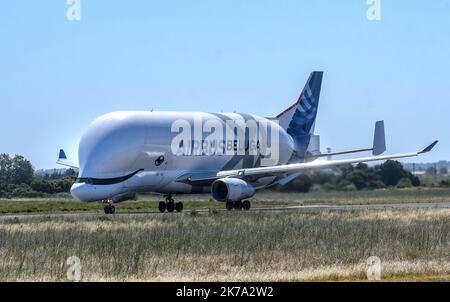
[{"left": 211, "top": 178, "right": 255, "bottom": 202}]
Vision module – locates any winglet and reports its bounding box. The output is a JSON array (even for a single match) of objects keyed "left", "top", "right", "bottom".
[
  {"left": 372, "top": 120, "right": 386, "bottom": 155},
  {"left": 419, "top": 140, "right": 439, "bottom": 154}
]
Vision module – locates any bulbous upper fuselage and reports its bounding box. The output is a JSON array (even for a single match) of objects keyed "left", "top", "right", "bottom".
[{"left": 71, "top": 111, "right": 295, "bottom": 202}]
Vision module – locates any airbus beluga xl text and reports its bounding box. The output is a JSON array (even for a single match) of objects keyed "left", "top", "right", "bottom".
[{"left": 57, "top": 72, "right": 438, "bottom": 214}]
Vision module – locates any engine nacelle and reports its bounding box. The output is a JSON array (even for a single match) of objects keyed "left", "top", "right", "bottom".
[{"left": 211, "top": 178, "right": 255, "bottom": 202}]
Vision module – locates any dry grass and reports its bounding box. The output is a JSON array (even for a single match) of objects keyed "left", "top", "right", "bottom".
[{"left": 0, "top": 208, "right": 449, "bottom": 281}]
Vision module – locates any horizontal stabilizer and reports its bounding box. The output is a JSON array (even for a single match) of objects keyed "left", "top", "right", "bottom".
[
  {"left": 56, "top": 149, "right": 78, "bottom": 169},
  {"left": 305, "top": 120, "right": 386, "bottom": 160}
]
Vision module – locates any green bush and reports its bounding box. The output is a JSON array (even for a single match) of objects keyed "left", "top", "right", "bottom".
[
  {"left": 320, "top": 182, "right": 337, "bottom": 191},
  {"left": 410, "top": 175, "right": 421, "bottom": 187},
  {"left": 54, "top": 177, "right": 74, "bottom": 192},
  {"left": 30, "top": 176, "right": 74, "bottom": 194},
  {"left": 345, "top": 170, "right": 369, "bottom": 190},
  {"left": 276, "top": 174, "right": 313, "bottom": 193},
  {"left": 341, "top": 183, "right": 357, "bottom": 191},
  {"left": 31, "top": 178, "right": 55, "bottom": 194},
  {"left": 336, "top": 180, "right": 356, "bottom": 191},
  {"left": 367, "top": 180, "right": 387, "bottom": 189},
  {"left": 379, "top": 160, "right": 406, "bottom": 186},
  {"left": 10, "top": 184, "right": 48, "bottom": 198},
  {"left": 439, "top": 179, "right": 450, "bottom": 187},
  {"left": 310, "top": 171, "right": 337, "bottom": 185},
  {"left": 397, "top": 178, "right": 413, "bottom": 189}
]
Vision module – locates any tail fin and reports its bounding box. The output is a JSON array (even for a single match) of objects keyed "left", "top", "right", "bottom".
[
  {"left": 277, "top": 71, "right": 323, "bottom": 158},
  {"left": 59, "top": 149, "right": 67, "bottom": 160}
]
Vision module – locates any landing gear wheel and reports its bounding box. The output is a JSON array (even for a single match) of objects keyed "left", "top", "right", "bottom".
[
  {"left": 242, "top": 200, "right": 251, "bottom": 211},
  {"left": 233, "top": 200, "right": 243, "bottom": 210},
  {"left": 167, "top": 201, "right": 175, "bottom": 213},
  {"left": 175, "top": 202, "right": 183, "bottom": 212},
  {"left": 104, "top": 204, "right": 115, "bottom": 214},
  {"left": 158, "top": 201, "right": 167, "bottom": 213},
  {"left": 226, "top": 201, "right": 233, "bottom": 211}
]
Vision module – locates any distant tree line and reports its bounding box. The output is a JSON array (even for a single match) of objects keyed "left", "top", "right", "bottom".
[
  {"left": 272, "top": 160, "right": 422, "bottom": 193},
  {"left": 1, "top": 153, "right": 449, "bottom": 198},
  {"left": 0, "top": 154, "right": 76, "bottom": 198},
  {"left": 39, "top": 168, "right": 77, "bottom": 180}
]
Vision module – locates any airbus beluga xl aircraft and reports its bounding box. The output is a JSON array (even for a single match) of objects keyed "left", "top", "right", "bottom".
[{"left": 57, "top": 72, "right": 438, "bottom": 214}]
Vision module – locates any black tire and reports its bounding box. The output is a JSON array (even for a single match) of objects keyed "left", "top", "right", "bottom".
[
  {"left": 175, "top": 202, "right": 183, "bottom": 212},
  {"left": 158, "top": 201, "right": 166, "bottom": 213},
  {"left": 242, "top": 200, "right": 251, "bottom": 211},
  {"left": 226, "top": 201, "right": 233, "bottom": 211},
  {"left": 104, "top": 205, "right": 110, "bottom": 214},
  {"left": 109, "top": 205, "right": 116, "bottom": 214},
  {"left": 167, "top": 201, "right": 175, "bottom": 212},
  {"left": 233, "top": 200, "right": 243, "bottom": 210}
]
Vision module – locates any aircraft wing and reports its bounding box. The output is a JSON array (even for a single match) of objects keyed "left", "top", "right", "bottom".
[{"left": 216, "top": 140, "right": 438, "bottom": 181}]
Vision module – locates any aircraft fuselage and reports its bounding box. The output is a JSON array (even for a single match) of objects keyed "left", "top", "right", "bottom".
[{"left": 70, "top": 111, "right": 294, "bottom": 202}]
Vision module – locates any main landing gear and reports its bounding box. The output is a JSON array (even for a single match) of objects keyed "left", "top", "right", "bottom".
[
  {"left": 103, "top": 201, "right": 116, "bottom": 214},
  {"left": 158, "top": 195, "right": 183, "bottom": 213},
  {"left": 225, "top": 200, "right": 251, "bottom": 211}
]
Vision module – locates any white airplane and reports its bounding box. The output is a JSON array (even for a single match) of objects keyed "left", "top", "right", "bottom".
[{"left": 57, "top": 72, "right": 438, "bottom": 214}]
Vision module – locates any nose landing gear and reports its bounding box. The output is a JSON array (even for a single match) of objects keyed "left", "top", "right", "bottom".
[
  {"left": 158, "top": 195, "right": 183, "bottom": 213},
  {"left": 103, "top": 201, "right": 116, "bottom": 214}
]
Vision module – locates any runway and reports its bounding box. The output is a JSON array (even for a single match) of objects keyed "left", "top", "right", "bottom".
[{"left": 0, "top": 202, "right": 449, "bottom": 221}]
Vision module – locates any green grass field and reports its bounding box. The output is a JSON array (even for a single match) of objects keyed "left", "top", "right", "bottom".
[{"left": 1, "top": 188, "right": 449, "bottom": 214}]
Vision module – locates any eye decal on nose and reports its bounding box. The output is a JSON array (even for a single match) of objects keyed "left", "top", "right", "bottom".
[{"left": 155, "top": 155, "right": 165, "bottom": 166}]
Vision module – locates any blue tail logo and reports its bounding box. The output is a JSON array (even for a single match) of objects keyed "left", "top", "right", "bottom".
[{"left": 285, "top": 71, "right": 323, "bottom": 157}]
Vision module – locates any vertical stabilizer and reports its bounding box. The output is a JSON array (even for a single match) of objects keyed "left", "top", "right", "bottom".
[{"left": 277, "top": 71, "right": 323, "bottom": 158}]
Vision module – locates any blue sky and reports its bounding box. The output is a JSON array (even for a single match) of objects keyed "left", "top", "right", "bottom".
[{"left": 0, "top": 0, "right": 449, "bottom": 168}]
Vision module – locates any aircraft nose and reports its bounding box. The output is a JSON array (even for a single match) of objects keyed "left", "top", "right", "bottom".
[{"left": 70, "top": 183, "right": 92, "bottom": 202}]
